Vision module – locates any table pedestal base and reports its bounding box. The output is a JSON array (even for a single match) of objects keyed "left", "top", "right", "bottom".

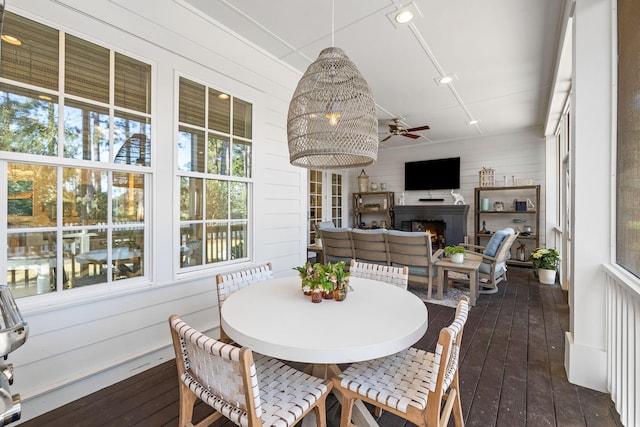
[{"left": 302, "top": 364, "right": 378, "bottom": 427}]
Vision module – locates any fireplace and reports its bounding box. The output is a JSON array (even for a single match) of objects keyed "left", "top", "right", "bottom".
[
  {"left": 402, "top": 220, "right": 446, "bottom": 249},
  {"left": 395, "top": 205, "right": 469, "bottom": 247}
]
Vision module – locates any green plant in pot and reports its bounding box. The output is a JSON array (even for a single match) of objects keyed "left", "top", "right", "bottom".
[
  {"left": 445, "top": 245, "right": 466, "bottom": 264},
  {"left": 326, "top": 261, "right": 351, "bottom": 301},
  {"left": 529, "top": 247, "right": 560, "bottom": 284}
]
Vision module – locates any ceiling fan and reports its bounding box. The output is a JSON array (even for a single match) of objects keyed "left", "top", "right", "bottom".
[{"left": 380, "top": 118, "right": 430, "bottom": 142}]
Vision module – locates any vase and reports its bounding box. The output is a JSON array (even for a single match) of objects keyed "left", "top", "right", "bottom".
[
  {"left": 333, "top": 287, "right": 348, "bottom": 301},
  {"left": 451, "top": 253, "right": 464, "bottom": 264},
  {"left": 538, "top": 268, "right": 556, "bottom": 285},
  {"left": 322, "top": 290, "right": 334, "bottom": 299},
  {"left": 311, "top": 291, "right": 323, "bottom": 303}
]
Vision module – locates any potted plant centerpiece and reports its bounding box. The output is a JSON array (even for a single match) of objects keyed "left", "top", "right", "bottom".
[
  {"left": 293, "top": 262, "right": 331, "bottom": 302},
  {"left": 529, "top": 247, "right": 560, "bottom": 284},
  {"left": 327, "top": 261, "right": 351, "bottom": 301},
  {"left": 445, "top": 245, "right": 466, "bottom": 264}
]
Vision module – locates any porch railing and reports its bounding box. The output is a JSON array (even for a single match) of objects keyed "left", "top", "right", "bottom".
[{"left": 605, "top": 264, "right": 640, "bottom": 427}]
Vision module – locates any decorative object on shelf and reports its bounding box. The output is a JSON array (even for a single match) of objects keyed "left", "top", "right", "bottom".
[
  {"left": 515, "top": 200, "right": 527, "bottom": 211},
  {"left": 479, "top": 167, "right": 495, "bottom": 187},
  {"left": 287, "top": 1, "right": 378, "bottom": 170},
  {"left": 481, "top": 198, "right": 490, "bottom": 211},
  {"left": 370, "top": 182, "right": 378, "bottom": 191},
  {"left": 517, "top": 178, "right": 534, "bottom": 186},
  {"left": 529, "top": 247, "right": 560, "bottom": 285},
  {"left": 480, "top": 220, "right": 488, "bottom": 234},
  {"left": 516, "top": 241, "right": 527, "bottom": 261},
  {"left": 379, "top": 183, "right": 386, "bottom": 190},
  {"left": 358, "top": 169, "right": 369, "bottom": 192},
  {"left": 451, "top": 190, "right": 465, "bottom": 205},
  {"left": 398, "top": 191, "right": 405, "bottom": 206},
  {"left": 527, "top": 198, "right": 536, "bottom": 210},
  {"left": 444, "top": 245, "right": 466, "bottom": 264},
  {"left": 494, "top": 201, "right": 504, "bottom": 211}
]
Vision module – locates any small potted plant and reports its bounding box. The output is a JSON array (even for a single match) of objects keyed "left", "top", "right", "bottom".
[
  {"left": 529, "top": 247, "right": 560, "bottom": 284},
  {"left": 445, "top": 245, "right": 466, "bottom": 264},
  {"left": 327, "top": 261, "right": 351, "bottom": 301},
  {"left": 293, "top": 261, "right": 316, "bottom": 295}
]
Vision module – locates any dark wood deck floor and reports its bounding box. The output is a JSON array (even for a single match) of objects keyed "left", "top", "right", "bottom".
[{"left": 22, "top": 267, "right": 622, "bottom": 427}]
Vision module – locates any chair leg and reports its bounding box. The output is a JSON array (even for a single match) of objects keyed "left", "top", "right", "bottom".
[
  {"left": 339, "top": 396, "right": 356, "bottom": 427},
  {"left": 450, "top": 374, "right": 465, "bottom": 427},
  {"left": 178, "top": 382, "right": 197, "bottom": 427},
  {"left": 312, "top": 396, "right": 328, "bottom": 427}
]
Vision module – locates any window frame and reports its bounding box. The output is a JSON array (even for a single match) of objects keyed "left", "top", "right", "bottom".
[
  {"left": 175, "top": 74, "right": 254, "bottom": 273},
  {"left": 0, "top": 11, "right": 154, "bottom": 298}
]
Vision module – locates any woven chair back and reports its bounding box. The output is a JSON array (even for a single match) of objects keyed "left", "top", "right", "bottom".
[{"left": 349, "top": 259, "right": 408, "bottom": 289}]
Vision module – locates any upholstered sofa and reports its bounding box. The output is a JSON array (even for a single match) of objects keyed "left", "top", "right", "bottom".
[{"left": 317, "top": 226, "right": 443, "bottom": 290}]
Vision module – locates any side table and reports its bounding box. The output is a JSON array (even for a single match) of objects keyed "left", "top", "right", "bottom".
[
  {"left": 306, "top": 244, "right": 324, "bottom": 264},
  {"left": 436, "top": 258, "right": 482, "bottom": 306}
]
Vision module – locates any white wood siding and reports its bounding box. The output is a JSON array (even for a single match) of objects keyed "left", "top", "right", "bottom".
[
  {"left": 348, "top": 130, "right": 546, "bottom": 245},
  {"left": 8, "top": 0, "right": 305, "bottom": 421}
]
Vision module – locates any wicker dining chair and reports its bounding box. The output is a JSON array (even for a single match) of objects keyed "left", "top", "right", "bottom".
[
  {"left": 216, "top": 263, "right": 273, "bottom": 343},
  {"left": 349, "top": 259, "right": 409, "bottom": 290},
  {"left": 169, "top": 315, "right": 332, "bottom": 427},
  {"left": 333, "top": 295, "right": 469, "bottom": 427}
]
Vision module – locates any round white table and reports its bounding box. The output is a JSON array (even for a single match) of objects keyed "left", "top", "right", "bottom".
[{"left": 221, "top": 275, "right": 428, "bottom": 364}]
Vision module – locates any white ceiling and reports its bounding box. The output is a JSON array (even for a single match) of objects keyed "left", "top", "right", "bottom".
[{"left": 182, "top": 0, "right": 564, "bottom": 149}]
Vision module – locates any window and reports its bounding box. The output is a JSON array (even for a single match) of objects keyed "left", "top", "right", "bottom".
[
  {"left": 616, "top": 0, "right": 640, "bottom": 278},
  {"left": 307, "top": 170, "right": 344, "bottom": 245},
  {"left": 1, "top": 12, "right": 152, "bottom": 297},
  {"left": 177, "top": 77, "right": 252, "bottom": 269}
]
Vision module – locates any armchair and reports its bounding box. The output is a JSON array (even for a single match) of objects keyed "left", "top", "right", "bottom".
[{"left": 460, "top": 228, "right": 519, "bottom": 294}]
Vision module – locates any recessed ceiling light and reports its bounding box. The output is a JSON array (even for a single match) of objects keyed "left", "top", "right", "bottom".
[
  {"left": 1, "top": 34, "right": 22, "bottom": 46},
  {"left": 395, "top": 10, "right": 414, "bottom": 24},
  {"left": 434, "top": 74, "right": 458, "bottom": 86},
  {"left": 38, "top": 94, "right": 52, "bottom": 101},
  {"left": 468, "top": 119, "right": 480, "bottom": 125},
  {"left": 386, "top": 2, "right": 422, "bottom": 29}
]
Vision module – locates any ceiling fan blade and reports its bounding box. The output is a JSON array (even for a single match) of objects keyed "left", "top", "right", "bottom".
[
  {"left": 380, "top": 135, "right": 393, "bottom": 142},
  {"left": 405, "top": 125, "right": 430, "bottom": 132},
  {"left": 402, "top": 133, "right": 421, "bottom": 139}
]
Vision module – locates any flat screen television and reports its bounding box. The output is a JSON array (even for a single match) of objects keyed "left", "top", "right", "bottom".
[{"left": 404, "top": 157, "right": 460, "bottom": 190}]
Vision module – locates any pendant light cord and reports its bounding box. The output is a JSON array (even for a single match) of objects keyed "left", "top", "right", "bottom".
[{"left": 331, "top": 0, "right": 335, "bottom": 47}]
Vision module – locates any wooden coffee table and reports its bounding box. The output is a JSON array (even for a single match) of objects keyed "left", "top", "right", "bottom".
[{"left": 436, "top": 258, "right": 482, "bottom": 306}]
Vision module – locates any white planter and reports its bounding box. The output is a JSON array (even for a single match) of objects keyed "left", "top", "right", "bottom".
[
  {"left": 451, "top": 253, "right": 464, "bottom": 264},
  {"left": 538, "top": 268, "right": 556, "bottom": 285}
]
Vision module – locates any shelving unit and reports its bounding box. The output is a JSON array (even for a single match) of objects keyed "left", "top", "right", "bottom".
[
  {"left": 352, "top": 191, "right": 394, "bottom": 229},
  {"left": 474, "top": 185, "right": 540, "bottom": 266}
]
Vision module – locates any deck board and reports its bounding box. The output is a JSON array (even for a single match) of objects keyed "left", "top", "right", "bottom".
[{"left": 19, "top": 267, "right": 621, "bottom": 427}]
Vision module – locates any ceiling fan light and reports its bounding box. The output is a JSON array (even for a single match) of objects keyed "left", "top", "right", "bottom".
[
  {"left": 468, "top": 119, "right": 480, "bottom": 125},
  {"left": 395, "top": 10, "right": 414, "bottom": 24}
]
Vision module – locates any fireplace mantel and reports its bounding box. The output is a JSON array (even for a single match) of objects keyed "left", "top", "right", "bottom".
[{"left": 394, "top": 205, "right": 469, "bottom": 247}]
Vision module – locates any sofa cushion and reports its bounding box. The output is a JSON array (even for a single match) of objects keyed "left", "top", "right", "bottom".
[{"left": 484, "top": 228, "right": 515, "bottom": 257}]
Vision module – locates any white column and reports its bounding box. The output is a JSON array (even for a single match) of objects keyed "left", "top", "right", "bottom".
[{"left": 565, "top": 0, "right": 614, "bottom": 392}]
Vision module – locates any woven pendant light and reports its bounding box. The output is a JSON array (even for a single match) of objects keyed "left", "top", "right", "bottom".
[{"left": 287, "top": 46, "right": 378, "bottom": 169}]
